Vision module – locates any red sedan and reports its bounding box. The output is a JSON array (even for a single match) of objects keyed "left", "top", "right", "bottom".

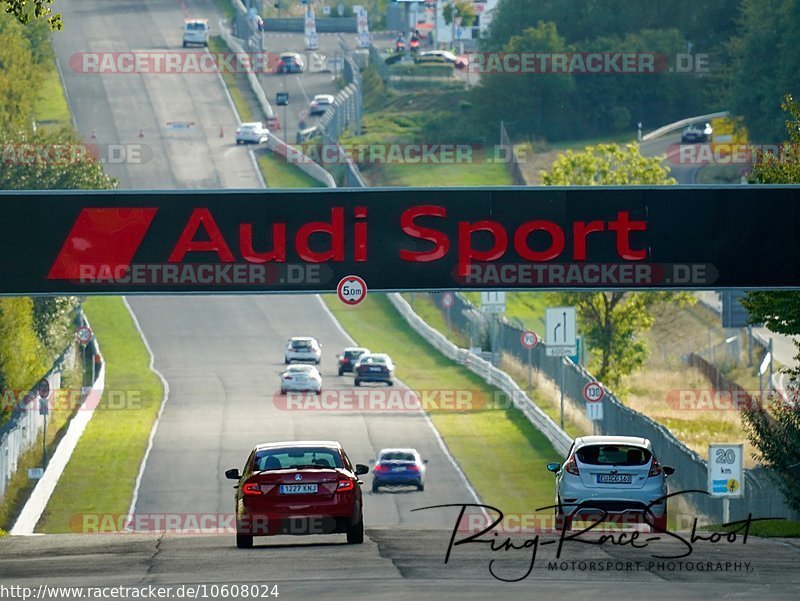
[{"left": 225, "top": 441, "right": 369, "bottom": 548}]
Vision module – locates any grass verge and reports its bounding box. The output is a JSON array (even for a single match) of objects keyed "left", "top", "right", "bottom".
[
  {"left": 33, "top": 61, "right": 71, "bottom": 129},
  {"left": 705, "top": 519, "right": 800, "bottom": 537},
  {"left": 36, "top": 298, "right": 163, "bottom": 533},
  {"left": 323, "top": 293, "right": 561, "bottom": 517}
]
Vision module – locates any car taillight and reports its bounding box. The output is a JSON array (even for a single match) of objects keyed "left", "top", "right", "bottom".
[
  {"left": 243, "top": 482, "right": 262, "bottom": 495},
  {"left": 373, "top": 465, "right": 388, "bottom": 473},
  {"left": 342, "top": 357, "right": 349, "bottom": 363},
  {"left": 407, "top": 465, "right": 419, "bottom": 472},
  {"left": 564, "top": 456, "right": 579, "bottom": 475},
  {"left": 338, "top": 479, "right": 355, "bottom": 491},
  {"left": 648, "top": 459, "right": 662, "bottom": 477},
  {"left": 284, "top": 376, "right": 292, "bottom": 380}
]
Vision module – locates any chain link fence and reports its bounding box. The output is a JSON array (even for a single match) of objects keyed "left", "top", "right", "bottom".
[{"left": 424, "top": 291, "right": 799, "bottom": 523}]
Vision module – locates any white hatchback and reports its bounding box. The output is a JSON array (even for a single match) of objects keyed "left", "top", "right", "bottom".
[
  {"left": 546, "top": 435, "right": 675, "bottom": 531},
  {"left": 235, "top": 122, "right": 269, "bottom": 144},
  {"left": 284, "top": 336, "right": 322, "bottom": 364}
]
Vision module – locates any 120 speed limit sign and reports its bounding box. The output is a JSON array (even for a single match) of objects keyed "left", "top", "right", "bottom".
[{"left": 337, "top": 275, "right": 368, "bottom": 305}]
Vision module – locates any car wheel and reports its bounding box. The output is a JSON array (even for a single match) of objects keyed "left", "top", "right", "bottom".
[
  {"left": 236, "top": 533, "right": 253, "bottom": 549},
  {"left": 387, "top": 380, "right": 394, "bottom": 386},
  {"left": 183, "top": 41, "right": 188, "bottom": 48},
  {"left": 280, "top": 387, "right": 286, "bottom": 395},
  {"left": 338, "top": 368, "right": 344, "bottom": 376},
  {"left": 417, "top": 483, "right": 424, "bottom": 491},
  {"left": 354, "top": 378, "right": 361, "bottom": 387},
  {"left": 284, "top": 358, "right": 290, "bottom": 364},
  {"left": 555, "top": 511, "right": 572, "bottom": 531},
  {"left": 346, "top": 515, "right": 364, "bottom": 544},
  {"left": 315, "top": 358, "right": 321, "bottom": 365}
]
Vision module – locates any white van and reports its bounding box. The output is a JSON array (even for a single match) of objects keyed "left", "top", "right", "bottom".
[{"left": 183, "top": 19, "right": 209, "bottom": 47}]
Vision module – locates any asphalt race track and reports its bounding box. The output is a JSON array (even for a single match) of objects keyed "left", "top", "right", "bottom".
[{"left": 4, "top": 1, "right": 800, "bottom": 599}]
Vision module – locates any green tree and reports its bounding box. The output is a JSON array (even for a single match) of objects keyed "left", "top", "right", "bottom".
[
  {"left": 541, "top": 143, "right": 677, "bottom": 185},
  {"left": 542, "top": 143, "right": 690, "bottom": 389},
  {"left": 442, "top": 1, "right": 477, "bottom": 28},
  {"left": 471, "top": 21, "right": 575, "bottom": 140},
  {"left": 0, "top": 298, "right": 48, "bottom": 397},
  {"left": 727, "top": 0, "right": 800, "bottom": 142},
  {"left": 2, "top": 0, "right": 61, "bottom": 30},
  {"left": 738, "top": 96, "right": 800, "bottom": 512}
]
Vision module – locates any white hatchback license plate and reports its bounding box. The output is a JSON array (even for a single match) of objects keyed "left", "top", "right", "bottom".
[
  {"left": 392, "top": 466, "right": 406, "bottom": 472},
  {"left": 597, "top": 474, "right": 632, "bottom": 484},
  {"left": 279, "top": 484, "right": 318, "bottom": 494},
  {"left": 369, "top": 366, "right": 381, "bottom": 372}
]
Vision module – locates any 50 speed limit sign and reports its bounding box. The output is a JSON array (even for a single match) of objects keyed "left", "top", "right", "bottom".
[
  {"left": 337, "top": 275, "right": 368, "bottom": 305},
  {"left": 583, "top": 381, "right": 604, "bottom": 402}
]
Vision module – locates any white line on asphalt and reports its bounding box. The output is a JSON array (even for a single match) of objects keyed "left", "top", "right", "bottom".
[
  {"left": 295, "top": 75, "right": 311, "bottom": 105},
  {"left": 124, "top": 298, "right": 171, "bottom": 519},
  {"left": 314, "top": 294, "right": 485, "bottom": 513}
]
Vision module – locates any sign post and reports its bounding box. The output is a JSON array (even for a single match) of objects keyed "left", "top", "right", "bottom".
[
  {"left": 480, "top": 292, "right": 505, "bottom": 365},
  {"left": 37, "top": 378, "right": 50, "bottom": 468},
  {"left": 520, "top": 330, "right": 539, "bottom": 390},
  {"left": 442, "top": 292, "right": 454, "bottom": 332},
  {"left": 708, "top": 443, "right": 744, "bottom": 524},
  {"left": 583, "top": 381, "right": 604, "bottom": 434},
  {"left": 546, "top": 307, "right": 576, "bottom": 429}
]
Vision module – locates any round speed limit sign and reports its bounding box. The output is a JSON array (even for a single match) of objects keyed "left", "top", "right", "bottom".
[
  {"left": 76, "top": 325, "right": 93, "bottom": 346},
  {"left": 583, "top": 381, "right": 604, "bottom": 402},
  {"left": 520, "top": 330, "right": 539, "bottom": 349},
  {"left": 337, "top": 275, "right": 368, "bottom": 305},
  {"left": 442, "top": 292, "right": 454, "bottom": 308}
]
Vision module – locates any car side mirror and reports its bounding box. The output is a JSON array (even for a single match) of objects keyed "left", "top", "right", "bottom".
[
  {"left": 546, "top": 462, "right": 561, "bottom": 473},
  {"left": 423, "top": 459, "right": 429, "bottom": 464},
  {"left": 225, "top": 468, "right": 241, "bottom": 480},
  {"left": 663, "top": 466, "right": 675, "bottom": 476},
  {"left": 355, "top": 464, "right": 369, "bottom": 475}
]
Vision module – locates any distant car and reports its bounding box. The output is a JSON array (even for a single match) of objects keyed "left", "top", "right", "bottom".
[
  {"left": 546, "top": 435, "right": 675, "bottom": 531},
  {"left": 225, "top": 440, "right": 369, "bottom": 547},
  {"left": 285, "top": 336, "right": 321, "bottom": 364},
  {"left": 415, "top": 50, "right": 467, "bottom": 69},
  {"left": 337, "top": 347, "right": 370, "bottom": 376},
  {"left": 371, "top": 448, "right": 427, "bottom": 492},
  {"left": 280, "top": 365, "right": 322, "bottom": 394},
  {"left": 309, "top": 94, "right": 335, "bottom": 116},
  {"left": 353, "top": 353, "right": 394, "bottom": 386},
  {"left": 182, "top": 19, "right": 209, "bottom": 47},
  {"left": 277, "top": 52, "right": 305, "bottom": 74},
  {"left": 276, "top": 92, "right": 289, "bottom": 106},
  {"left": 681, "top": 122, "right": 712, "bottom": 143},
  {"left": 235, "top": 122, "right": 269, "bottom": 144}
]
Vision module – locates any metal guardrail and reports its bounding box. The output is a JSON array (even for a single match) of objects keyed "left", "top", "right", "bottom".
[
  {"left": 641, "top": 111, "right": 730, "bottom": 142},
  {"left": 500, "top": 121, "right": 526, "bottom": 185},
  {"left": 387, "top": 293, "right": 573, "bottom": 457}
]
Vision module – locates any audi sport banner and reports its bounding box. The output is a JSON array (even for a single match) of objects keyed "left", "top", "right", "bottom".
[{"left": 0, "top": 186, "right": 797, "bottom": 295}]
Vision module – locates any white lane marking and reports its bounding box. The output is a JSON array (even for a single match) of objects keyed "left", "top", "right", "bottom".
[
  {"left": 295, "top": 75, "right": 311, "bottom": 105},
  {"left": 124, "top": 298, "right": 171, "bottom": 520},
  {"left": 213, "top": 45, "right": 267, "bottom": 188},
  {"left": 315, "top": 294, "right": 485, "bottom": 512}
]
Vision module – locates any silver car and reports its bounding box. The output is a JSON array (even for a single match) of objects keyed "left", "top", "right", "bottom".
[
  {"left": 284, "top": 336, "right": 322, "bottom": 364},
  {"left": 546, "top": 435, "right": 675, "bottom": 530},
  {"left": 279, "top": 364, "right": 322, "bottom": 394}
]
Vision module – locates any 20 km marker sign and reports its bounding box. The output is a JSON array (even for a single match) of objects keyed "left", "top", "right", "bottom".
[
  {"left": 583, "top": 381, "right": 604, "bottom": 402},
  {"left": 337, "top": 275, "right": 367, "bottom": 305}
]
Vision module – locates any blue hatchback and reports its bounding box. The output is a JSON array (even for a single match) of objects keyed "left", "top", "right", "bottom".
[{"left": 371, "top": 448, "right": 427, "bottom": 492}]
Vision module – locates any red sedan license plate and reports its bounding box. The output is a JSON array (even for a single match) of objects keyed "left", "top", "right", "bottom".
[{"left": 279, "top": 484, "right": 318, "bottom": 494}]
